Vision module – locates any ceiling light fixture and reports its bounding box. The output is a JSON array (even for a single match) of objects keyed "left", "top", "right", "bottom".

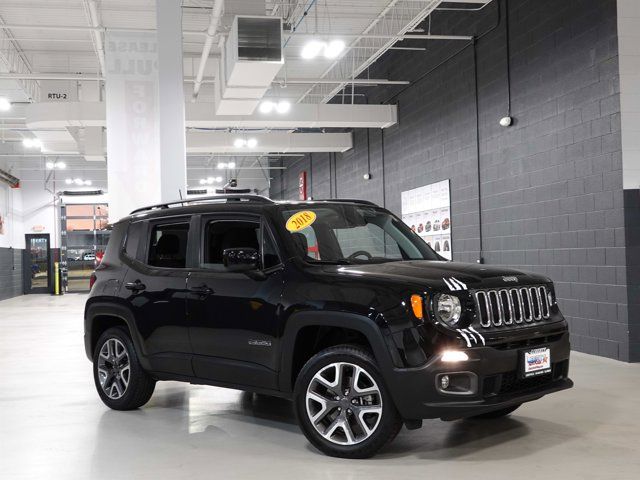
[
  {"left": 232, "top": 138, "right": 257, "bottom": 149},
  {"left": 0, "top": 97, "right": 11, "bottom": 111},
  {"left": 66, "top": 177, "right": 92, "bottom": 186},
  {"left": 45, "top": 161, "right": 66, "bottom": 170},
  {"left": 259, "top": 101, "right": 274, "bottom": 114},
  {"left": 301, "top": 40, "right": 325, "bottom": 59},
  {"left": 23, "top": 138, "right": 42, "bottom": 149},
  {"left": 259, "top": 100, "right": 290, "bottom": 114}
]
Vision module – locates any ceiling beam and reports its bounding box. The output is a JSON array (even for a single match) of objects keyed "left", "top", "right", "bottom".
[{"left": 25, "top": 102, "right": 398, "bottom": 129}]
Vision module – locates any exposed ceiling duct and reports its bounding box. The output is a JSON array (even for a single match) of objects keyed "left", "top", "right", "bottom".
[{"left": 25, "top": 101, "right": 398, "bottom": 130}]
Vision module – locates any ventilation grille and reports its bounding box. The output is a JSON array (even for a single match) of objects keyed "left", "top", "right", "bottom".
[{"left": 474, "top": 286, "right": 552, "bottom": 328}]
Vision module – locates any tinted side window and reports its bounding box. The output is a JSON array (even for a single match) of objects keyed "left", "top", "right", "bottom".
[
  {"left": 123, "top": 221, "right": 143, "bottom": 260},
  {"left": 147, "top": 222, "right": 190, "bottom": 268},
  {"left": 203, "top": 220, "right": 259, "bottom": 268}
]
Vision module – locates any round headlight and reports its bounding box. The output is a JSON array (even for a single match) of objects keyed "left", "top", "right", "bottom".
[{"left": 435, "top": 294, "right": 462, "bottom": 326}]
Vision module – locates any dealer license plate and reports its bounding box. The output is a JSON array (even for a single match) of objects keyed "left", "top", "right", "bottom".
[{"left": 523, "top": 347, "right": 551, "bottom": 378}]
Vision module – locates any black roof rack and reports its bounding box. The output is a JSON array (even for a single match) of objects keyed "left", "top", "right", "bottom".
[
  {"left": 130, "top": 194, "right": 274, "bottom": 215},
  {"left": 305, "top": 198, "right": 379, "bottom": 207}
]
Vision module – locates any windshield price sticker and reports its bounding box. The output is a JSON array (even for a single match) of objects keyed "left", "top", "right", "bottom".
[{"left": 286, "top": 210, "right": 317, "bottom": 232}]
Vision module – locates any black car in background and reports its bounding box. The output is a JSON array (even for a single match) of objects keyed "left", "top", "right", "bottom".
[{"left": 84, "top": 194, "right": 572, "bottom": 458}]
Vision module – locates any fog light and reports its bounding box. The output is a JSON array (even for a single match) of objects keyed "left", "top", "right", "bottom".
[
  {"left": 441, "top": 350, "right": 469, "bottom": 362},
  {"left": 440, "top": 375, "right": 450, "bottom": 390}
]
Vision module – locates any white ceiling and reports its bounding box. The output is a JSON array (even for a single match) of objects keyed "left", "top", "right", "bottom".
[{"left": 0, "top": 0, "right": 486, "bottom": 193}]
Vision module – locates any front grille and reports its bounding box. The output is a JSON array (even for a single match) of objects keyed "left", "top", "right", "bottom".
[{"left": 473, "top": 285, "right": 552, "bottom": 328}]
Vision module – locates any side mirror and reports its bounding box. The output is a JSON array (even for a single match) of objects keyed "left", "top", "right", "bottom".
[{"left": 222, "top": 248, "right": 259, "bottom": 272}]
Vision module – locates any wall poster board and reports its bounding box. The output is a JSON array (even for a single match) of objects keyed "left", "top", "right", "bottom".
[{"left": 401, "top": 179, "right": 452, "bottom": 260}]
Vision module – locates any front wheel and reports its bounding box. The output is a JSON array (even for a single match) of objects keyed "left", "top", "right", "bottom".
[
  {"left": 93, "top": 326, "right": 156, "bottom": 410},
  {"left": 294, "top": 345, "right": 403, "bottom": 458}
]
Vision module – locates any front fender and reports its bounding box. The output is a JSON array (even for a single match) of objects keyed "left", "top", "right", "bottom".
[{"left": 278, "top": 310, "right": 402, "bottom": 394}]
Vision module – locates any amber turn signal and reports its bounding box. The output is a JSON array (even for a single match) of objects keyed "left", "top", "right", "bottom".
[{"left": 410, "top": 294, "right": 424, "bottom": 320}]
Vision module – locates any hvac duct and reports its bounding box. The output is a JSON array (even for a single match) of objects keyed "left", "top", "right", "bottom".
[{"left": 214, "top": 16, "right": 284, "bottom": 115}]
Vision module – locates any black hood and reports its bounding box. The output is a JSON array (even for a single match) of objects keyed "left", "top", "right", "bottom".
[{"left": 321, "top": 260, "right": 550, "bottom": 291}]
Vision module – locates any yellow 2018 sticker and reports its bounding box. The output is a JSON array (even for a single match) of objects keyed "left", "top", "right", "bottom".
[{"left": 286, "top": 210, "right": 317, "bottom": 232}]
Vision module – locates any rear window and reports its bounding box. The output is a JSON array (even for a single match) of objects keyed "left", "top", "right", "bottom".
[
  {"left": 123, "top": 222, "right": 143, "bottom": 260},
  {"left": 147, "top": 222, "right": 190, "bottom": 268}
]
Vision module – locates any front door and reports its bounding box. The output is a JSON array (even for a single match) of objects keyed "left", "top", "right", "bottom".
[
  {"left": 25, "top": 234, "right": 51, "bottom": 293},
  {"left": 186, "top": 215, "right": 283, "bottom": 390},
  {"left": 122, "top": 219, "right": 193, "bottom": 376}
]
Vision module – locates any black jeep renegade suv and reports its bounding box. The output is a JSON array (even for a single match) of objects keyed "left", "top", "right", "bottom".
[{"left": 84, "top": 194, "right": 572, "bottom": 458}]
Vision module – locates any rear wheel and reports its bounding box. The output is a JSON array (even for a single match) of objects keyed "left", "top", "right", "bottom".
[
  {"left": 470, "top": 404, "right": 521, "bottom": 419},
  {"left": 93, "top": 326, "right": 155, "bottom": 410},
  {"left": 294, "top": 345, "right": 402, "bottom": 458}
]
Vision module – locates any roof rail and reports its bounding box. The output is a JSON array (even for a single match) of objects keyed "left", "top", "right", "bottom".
[
  {"left": 308, "top": 198, "right": 379, "bottom": 207},
  {"left": 130, "top": 194, "right": 274, "bottom": 215}
]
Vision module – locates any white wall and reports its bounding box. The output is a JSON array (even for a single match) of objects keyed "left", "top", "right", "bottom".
[
  {"left": 0, "top": 182, "right": 24, "bottom": 249},
  {"left": 19, "top": 181, "right": 60, "bottom": 248},
  {"left": 618, "top": 0, "right": 640, "bottom": 189}
]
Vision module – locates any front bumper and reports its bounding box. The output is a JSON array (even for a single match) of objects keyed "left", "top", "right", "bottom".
[{"left": 385, "top": 330, "right": 572, "bottom": 420}]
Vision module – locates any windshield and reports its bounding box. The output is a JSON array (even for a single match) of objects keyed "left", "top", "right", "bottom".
[{"left": 280, "top": 204, "right": 441, "bottom": 264}]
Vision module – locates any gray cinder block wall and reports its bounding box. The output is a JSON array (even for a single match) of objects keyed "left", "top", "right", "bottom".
[
  {"left": 0, "top": 248, "right": 23, "bottom": 301},
  {"left": 271, "top": 0, "right": 639, "bottom": 361}
]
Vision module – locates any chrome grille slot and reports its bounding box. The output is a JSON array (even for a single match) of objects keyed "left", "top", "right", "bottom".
[{"left": 474, "top": 285, "right": 552, "bottom": 329}]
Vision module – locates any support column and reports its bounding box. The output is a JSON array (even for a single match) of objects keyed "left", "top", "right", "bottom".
[
  {"left": 156, "top": 0, "right": 187, "bottom": 202},
  {"left": 105, "top": 0, "right": 186, "bottom": 223}
]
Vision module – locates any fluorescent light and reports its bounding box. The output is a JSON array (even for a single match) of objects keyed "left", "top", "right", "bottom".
[
  {"left": 199, "top": 179, "right": 206, "bottom": 185},
  {"left": 23, "top": 138, "right": 42, "bottom": 149},
  {"left": 227, "top": 161, "right": 236, "bottom": 169},
  {"left": 233, "top": 138, "right": 246, "bottom": 148},
  {"left": 217, "top": 162, "right": 226, "bottom": 169},
  {"left": 275, "top": 100, "right": 290, "bottom": 114},
  {"left": 207, "top": 177, "right": 215, "bottom": 184},
  {"left": 441, "top": 350, "right": 469, "bottom": 362},
  {"left": 46, "top": 161, "right": 54, "bottom": 169},
  {"left": 74, "top": 178, "right": 83, "bottom": 185},
  {"left": 65, "top": 178, "right": 72, "bottom": 185},
  {"left": 0, "top": 97, "right": 11, "bottom": 111},
  {"left": 215, "top": 176, "right": 223, "bottom": 182},
  {"left": 246, "top": 138, "right": 257, "bottom": 148},
  {"left": 301, "top": 40, "right": 324, "bottom": 59},
  {"left": 84, "top": 180, "right": 92, "bottom": 186},
  {"left": 324, "top": 39, "right": 345, "bottom": 59},
  {"left": 55, "top": 161, "right": 66, "bottom": 169},
  {"left": 259, "top": 101, "right": 274, "bottom": 114}
]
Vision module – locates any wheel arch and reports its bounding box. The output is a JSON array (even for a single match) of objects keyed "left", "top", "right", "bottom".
[
  {"left": 84, "top": 300, "right": 150, "bottom": 370},
  {"left": 278, "top": 310, "right": 400, "bottom": 394}
]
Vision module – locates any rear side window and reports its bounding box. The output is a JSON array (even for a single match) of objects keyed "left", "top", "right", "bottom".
[
  {"left": 147, "top": 222, "right": 190, "bottom": 268},
  {"left": 123, "top": 222, "right": 143, "bottom": 260}
]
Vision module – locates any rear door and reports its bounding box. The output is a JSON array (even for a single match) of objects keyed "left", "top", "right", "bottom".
[
  {"left": 121, "top": 217, "right": 193, "bottom": 376},
  {"left": 186, "top": 214, "right": 284, "bottom": 389}
]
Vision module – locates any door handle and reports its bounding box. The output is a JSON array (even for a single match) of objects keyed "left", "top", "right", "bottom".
[
  {"left": 124, "top": 280, "right": 146, "bottom": 292},
  {"left": 189, "top": 284, "right": 214, "bottom": 296}
]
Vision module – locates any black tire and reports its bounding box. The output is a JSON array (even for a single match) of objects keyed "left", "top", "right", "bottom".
[
  {"left": 470, "top": 404, "right": 521, "bottom": 419},
  {"left": 93, "top": 326, "right": 156, "bottom": 410},
  {"left": 294, "top": 345, "right": 403, "bottom": 458}
]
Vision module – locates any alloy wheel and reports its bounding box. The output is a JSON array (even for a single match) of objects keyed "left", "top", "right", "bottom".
[
  {"left": 97, "top": 338, "right": 130, "bottom": 400},
  {"left": 305, "top": 362, "right": 383, "bottom": 446}
]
